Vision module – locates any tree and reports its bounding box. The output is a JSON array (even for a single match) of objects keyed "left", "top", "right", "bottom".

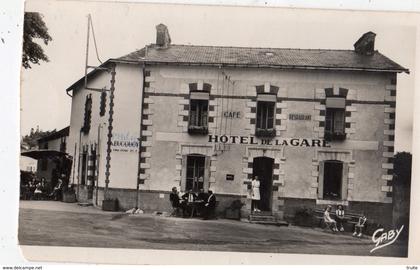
[
  {"left": 21, "top": 126, "right": 55, "bottom": 149},
  {"left": 22, "top": 12, "right": 52, "bottom": 69},
  {"left": 393, "top": 152, "right": 412, "bottom": 187}
]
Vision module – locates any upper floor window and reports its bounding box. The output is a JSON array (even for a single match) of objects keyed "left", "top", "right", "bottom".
[
  {"left": 189, "top": 99, "right": 208, "bottom": 130},
  {"left": 255, "top": 94, "right": 276, "bottom": 137},
  {"left": 324, "top": 88, "right": 347, "bottom": 141},
  {"left": 81, "top": 94, "right": 92, "bottom": 134},
  {"left": 325, "top": 108, "right": 345, "bottom": 141},
  {"left": 188, "top": 83, "right": 210, "bottom": 135}
]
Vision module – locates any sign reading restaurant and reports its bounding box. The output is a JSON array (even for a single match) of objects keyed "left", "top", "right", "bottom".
[{"left": 208, "top": 134, "right": 331, "bottom": 147}]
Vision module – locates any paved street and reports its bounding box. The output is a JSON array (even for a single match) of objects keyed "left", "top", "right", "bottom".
[{"left": 18, "top": 201, "right": 408, "bottom": 257}]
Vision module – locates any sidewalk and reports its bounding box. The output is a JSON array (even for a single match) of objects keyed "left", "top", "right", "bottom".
[
  {"left": 19, "top": 200, "right": 109, "bottom": 215},
  {"left": 18, "top": 200, "right": 408, "bottom": 257}
]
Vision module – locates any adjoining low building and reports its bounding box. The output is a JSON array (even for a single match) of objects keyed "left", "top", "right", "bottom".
[
  {"left": 66, "top": 26, "right": 408, "bottom": 226},
  {"left": 22, "top": 126, "right": 70, "bottom": 189}
]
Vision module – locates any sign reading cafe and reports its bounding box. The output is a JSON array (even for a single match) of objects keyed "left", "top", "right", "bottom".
[{"left": 208, "top": 134, "right": 330, "bottom": 147}]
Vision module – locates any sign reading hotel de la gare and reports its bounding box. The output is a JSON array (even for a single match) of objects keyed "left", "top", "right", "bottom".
[{"left": 208, "top": 135, "right": 331, "bottom": 147}]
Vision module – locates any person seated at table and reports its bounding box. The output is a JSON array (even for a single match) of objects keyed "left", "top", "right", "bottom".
[
  {"left": 181, "top": 189, "right": 197, "bottom": 203},
  {"left": 202, "top": 190, "right": 216, "bottom": 220},
  {"left": 33, "top": 182, "right": 44, "bottom": 200},
  {"left": 181, "top": 189, "right": 197, "bottom": 217},
  {"left": 169, "top": 187, "right": 182, "bottom": 217},
  {"left": 50, "top": 179, "right": 63, "bottom": 201},
  {"left": 323, "top": 205, "right": 338, "bottom": 232},
  {"left": 353, "top": 213, "right": 367, "bottom": 237},
  {"left": 196, "top": 189, "right": 208, "bottom": 215}
]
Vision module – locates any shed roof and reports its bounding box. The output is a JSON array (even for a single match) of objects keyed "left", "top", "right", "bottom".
[{"left": 38, "top": 126, "right": 69, "bottom": 143}]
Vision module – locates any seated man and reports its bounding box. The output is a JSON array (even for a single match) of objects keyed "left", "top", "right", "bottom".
[
  {"left": 196, "top": 189, "right": 208, "bottom": 215},
  {"left": 169, "top": 187, "right": 181, "bottom": 217},
  {"left": 353, "top": 213, "right": 367, "bottom": 237},
  {"left": 323, "top": 205, "right": 338, "bottom": 232},
  {"left": 202, "top": 190, "right": 216, "bottom": 220}
]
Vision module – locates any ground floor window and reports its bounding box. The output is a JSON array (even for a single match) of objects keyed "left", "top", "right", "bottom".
[
  {"left": 323, "top": 160, "right": 343, "bottom": 200},
  {"left": 186, "top": 155, "right": 205, "bottom": 191}
]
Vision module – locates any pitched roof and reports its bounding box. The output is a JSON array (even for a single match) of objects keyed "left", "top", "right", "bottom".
[
  {"left": 67, "top": 43, "right": 408, "bottom": 92},
  {"left": 38, "top": 126, "right": 69, "bottom": 143},
  {"left": 115, "top": 44, "right": 408, "bottom": 73}
]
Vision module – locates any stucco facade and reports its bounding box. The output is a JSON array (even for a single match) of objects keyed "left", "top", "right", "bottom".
[{"left": 67, "top": 27, "right": 406, "bottom": 226}]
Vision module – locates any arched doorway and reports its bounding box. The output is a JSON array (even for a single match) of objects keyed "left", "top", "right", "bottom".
[{"left": 253, "top": 156, "right": 274, "bottom": 212}]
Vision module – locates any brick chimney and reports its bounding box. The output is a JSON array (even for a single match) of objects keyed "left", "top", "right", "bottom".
[
  {"left": 354, "top": 31, "right": 376, "bottom": 55},
  {"left": 156, "top": 24, "right": 171, "bottom": 48}
]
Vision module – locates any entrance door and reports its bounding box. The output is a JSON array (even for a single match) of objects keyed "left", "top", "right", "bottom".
[
  {"left": 252, "top": 157, "right": 274, "bottom": 212},
  {"left": 186, "top": 155, "right": 205, "bottom": 192},
  {"left": 323, "top": 160, "right": 343, "bottom": 200}
]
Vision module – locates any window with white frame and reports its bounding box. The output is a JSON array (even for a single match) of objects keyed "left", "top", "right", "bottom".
[
  {"left": 255, "top": 94, "right": 276, "bottom": 137},
  {"left": 188, "top": 91, "right": 209, "bottom": 135}
]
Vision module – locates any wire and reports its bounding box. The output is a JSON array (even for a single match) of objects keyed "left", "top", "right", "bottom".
[
  {"left": 224, "top": 75, "right": 229, "bottom": 136},
  {"left": 214, "top": 67, "right": 220, "bottom": 136},
  {"left": 229, "top": 81, "right": 235, "bottom": 137},
  {"left": 89, "top": 15, "right": 103, "bottom": 64},
  {"left": 219, "top": 72, "right": 225, "bottom": 136}
]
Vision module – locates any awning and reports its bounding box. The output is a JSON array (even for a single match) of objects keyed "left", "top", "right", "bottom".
[{"left": 21, "top": 150, "right": 71, "bottom": 160}]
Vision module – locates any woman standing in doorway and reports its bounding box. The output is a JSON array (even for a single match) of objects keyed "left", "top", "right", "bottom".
[{"left": 251, "top": 176, "right": 261, "bottom": 212}]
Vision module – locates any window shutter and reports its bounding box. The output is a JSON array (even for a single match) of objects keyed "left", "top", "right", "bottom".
[
  {"left": 318, "top": 161, "right": 325, "bottom": 199},
  {"left": 341, "top": 163, "right": 349, "bottom": 200},
  {"left": 204, "top": 156, "right": 211, "bottom": 192},
  {"left": 180, "top": 155, "right": 187, "bottom": 192}
]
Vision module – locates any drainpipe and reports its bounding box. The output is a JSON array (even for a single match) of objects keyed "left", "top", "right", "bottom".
[
  {"left": 76, "top": 130, "right": 82, "bottom": 199},
  {"left": 135, "top": 62, "right": 146, "bottom": 209},
  {"left": 95, "top": 123, "right": 105, "bottom": 206}
]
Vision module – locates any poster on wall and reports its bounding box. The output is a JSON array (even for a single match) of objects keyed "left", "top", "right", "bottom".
[{"left": 111, "top": 132, "right": 139, "bottom": 153}]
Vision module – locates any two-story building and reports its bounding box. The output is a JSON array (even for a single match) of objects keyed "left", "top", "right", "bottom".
[{"left": 66, "top": 25, "right": 408, "bottom": 226}]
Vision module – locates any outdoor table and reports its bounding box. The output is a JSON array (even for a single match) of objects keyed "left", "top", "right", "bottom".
[{"left": 187, "top": 200, "right": 205, "bottom": 218}]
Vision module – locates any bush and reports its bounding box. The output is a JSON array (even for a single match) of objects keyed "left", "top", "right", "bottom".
[{"left": 293, "top": 207, "right": 315, "bottom": 227}]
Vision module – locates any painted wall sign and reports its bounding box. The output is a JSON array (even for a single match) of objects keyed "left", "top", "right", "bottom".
[
  {"left": 111, "top": 132, "right": 139, "bottom": 152},
  {"left": 208, "top": 134, "right": 330, "bottom": 147},
  {"left": 289, "top": 113, "right": 312, "bottom": 121},
  {"left": 223, "top": 111, "right": 241, "bottom": 118},
  {"left": 226, "top": 174, "right": 235, "bottom": 181}
]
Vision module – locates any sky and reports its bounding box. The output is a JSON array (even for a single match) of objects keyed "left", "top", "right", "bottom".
[{"left": 21, "top": 0, "right": 416, "bottom": 152}]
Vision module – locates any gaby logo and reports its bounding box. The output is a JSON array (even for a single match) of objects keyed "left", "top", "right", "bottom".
[{"left": 370, "top": 225, "right": 404, "bottom": 253}]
